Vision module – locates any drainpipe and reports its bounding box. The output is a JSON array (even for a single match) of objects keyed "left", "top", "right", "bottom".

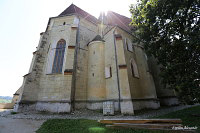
[
  {"left": 71, "top": 16, "right": 80, "bottom": 112},
  {"left": 113, "top": 28, "right": 121, "bottom": 112}
]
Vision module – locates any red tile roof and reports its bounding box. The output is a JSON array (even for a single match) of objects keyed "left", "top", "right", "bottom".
[
  {"left": 59, "top": 4, "right": 133, "bottom": 33},
  {"left": 59, "top": 4, "right": 99, "bottom": 24},
  {"left": 106, "top": 11, "right": 133, "bottom": 33}
]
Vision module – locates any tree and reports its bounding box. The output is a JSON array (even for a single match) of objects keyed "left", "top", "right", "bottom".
[{"left": 130, "top": 0, "right": 200, "bottom": 104}]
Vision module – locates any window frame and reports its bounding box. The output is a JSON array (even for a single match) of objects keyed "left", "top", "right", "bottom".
[
  {"left": 130, "top": 58, "right": 139, "bottom": 78},
  {"left": 125, "top": 38, "right": 134, "bottom": 52},
  {"left": 105, "top": 66, "right": 112, "bottom": 79},
  {"left": 51, "top": 39, "right": 66, "bottom": 74}
]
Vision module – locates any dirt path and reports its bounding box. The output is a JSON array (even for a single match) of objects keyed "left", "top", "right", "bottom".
[{"left": 0, "top": 116, "right": 44, "bottom": 133}]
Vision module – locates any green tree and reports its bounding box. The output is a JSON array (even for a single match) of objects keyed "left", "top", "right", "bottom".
[{"left": 130, "top": 0, "right": 200, "bottom": 104}]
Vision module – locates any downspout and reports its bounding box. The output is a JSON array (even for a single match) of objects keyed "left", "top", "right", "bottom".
[
  {"left": 113, "top": 28, "right": 121, "bottom": 112},
  {"left": 71, "top": 16, "right": 80, "bottom": 111}
]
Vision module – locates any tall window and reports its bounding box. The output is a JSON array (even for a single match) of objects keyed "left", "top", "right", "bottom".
[
  {"left": 52, "top": 39, "right": 66, "bottom": 73},
  {"left": 131, "top": 59, "right": 139, "bottom": 78},
  {"left": 125, "top": 38, "right": 134, "bottom": 52}
]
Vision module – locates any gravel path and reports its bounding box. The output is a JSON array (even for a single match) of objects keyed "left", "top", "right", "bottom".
[
  {"left": 1, "top": 104, "right": 199, "bottom": 120},
  {"left": 0, "top": 117, "right": 44, "bottom": 133}
]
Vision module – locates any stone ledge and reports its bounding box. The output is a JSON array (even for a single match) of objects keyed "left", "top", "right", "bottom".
[
  {"left": 19, "top": 100, "right": 71, "bottom": 104},
  {"left": 74, "top": 98, "right": 160, "bottom": 102},
  {"left": 115, "top": 34, "right": 122, "bottom": 40},
  {"left": 119, "top": 64, "right": 127, "bottom": 69},
  {"left": 64, "top": 69, "right": 73, "bottom": 75},
  {"left": 68, "top": 46, "right": 75, "bottom": 49}
]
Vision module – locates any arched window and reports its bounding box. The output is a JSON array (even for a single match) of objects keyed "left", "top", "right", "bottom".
[
  {"left": 52, "top": 39, "right": 66, "bottom": 73},
  {"left": 131, "top": 58, "right": 139, "bottom": 78}
]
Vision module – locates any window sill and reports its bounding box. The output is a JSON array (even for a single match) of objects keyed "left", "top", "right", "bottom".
[
  {"left": 105, "top": 77, "right": 112, "bottom": 79},
  {"left": 132, "top": 76, "right": 140, "bottom": 79},
  {"left": 46, "top": 73, "right": 63, "bottom": 75},
  {"left": 127, "top": 50, "right": 134, "bottom": 53}
]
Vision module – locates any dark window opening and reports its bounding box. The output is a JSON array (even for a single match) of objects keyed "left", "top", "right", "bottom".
[
  {"left": 110, "top": 67, "right": 112, "bottom": 77},
  {"left": 131, "top": 63, "right": 134, "bottom": 76},
  {"left": 92, "top": 73, "right": 94, "bottom": 77},
  {"left": 126, "top": 41, "right": 129, "bottom": 50},
  {"left": 131, "top": 59, "right": 139, "bottom": 78}
]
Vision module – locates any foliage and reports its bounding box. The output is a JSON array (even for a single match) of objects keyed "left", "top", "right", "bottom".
[
  {"left": 130, "top": 0, "right": 200, "bottom": 104},
  {"left": 155, "top": 105, "right": 200, "bottom": 132},
  {"left": 0, "top": 98, "right": 11, "bottom": 103}
]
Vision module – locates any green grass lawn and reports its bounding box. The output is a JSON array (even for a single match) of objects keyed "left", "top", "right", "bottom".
[
  {"left": 36, "top": 105, "right": 200, "bottom": 133},
  {"left": 154, "top": 105, "right": 200, "bottom": 132}
]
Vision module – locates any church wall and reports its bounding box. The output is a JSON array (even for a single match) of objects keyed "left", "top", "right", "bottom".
[
  {"left": 104, "top": 28, "right": 121, "bottom": 111},
  {"left": 115, "top": 29, "right": 141, "bottom": 98},
  {"left": 38, "top": 16, "right": 75, "bottom": 102},
  {"left": 115, "top": 28, "right": 160, "bottom": 110},
  {"left": 74, "top": 18, "right": 98, "bottom": 109},
  {"left": 134, "top": 47, "right": 157, "bottom": 98},
  {"left": 16, "top": 32, "right": 49, "bottom": 112},
  {"left": 114, "top": 33, "right": 134, "bottom": 114},
  {"left": 87, "top": 41, "right": 106, "bottom": 110},
  {"left": 148, "top": 56, "right": 179, "bottom": 106},
  {"left": 19, "top": 32, "right": 48, "bottom": 103},
  {"left": 17, "top": 15, "right": 79, "bottom": 113},
  {"left": 134, "top": 46, "right": 160, "bottom": 109}
]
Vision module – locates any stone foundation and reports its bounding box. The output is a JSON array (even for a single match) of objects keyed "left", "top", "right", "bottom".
[
  {"left": 75, "top": 100, "right": 104, "bottom": 110},
  {"left": 159, "top": 96, "right": 179, "bottom": 106},
  {"left": 16, "top": 101, "right": 71, "bottom": 113},
  {"left": 75, "top": 99, "right": 160, "bottom": 112},
  {"left": 87, "top": 102, "right": 103, "bottom": 110},
  {"left": 74, "top": 101, "right": 87, "bottom": 109},
  {"left": 120, "top": 100, "right": 134, "bottom": 115},
  {"left": 15, "top": 98, "right": 179, "bottom": 114},
  {"left": 74, "top": 100, "right": 120, "bottom": 111},
  {"left": 132, "top": 98, "right": 160, "bottom": 110}
]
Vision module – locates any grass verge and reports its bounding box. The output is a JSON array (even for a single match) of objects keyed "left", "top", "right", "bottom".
[{"left": 36, "top": 105, "right": 200, "bottom": 133}]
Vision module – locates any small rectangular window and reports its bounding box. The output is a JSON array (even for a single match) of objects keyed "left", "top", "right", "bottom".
[
  {"left": 131, "top": 59, "right": 139, "bottom": 78},
  {"left": 73, "top": 17, "right": 79, "bottom": 25},
  {"left": 105, "top": 66, "right": 112, "bottom": 78},
  {"left": 125, "top": 38, "right": 133, "bottom": 52}
]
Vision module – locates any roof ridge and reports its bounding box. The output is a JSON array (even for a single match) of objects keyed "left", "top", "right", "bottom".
[
  {"left": 73, "top": 4, "right": 77, "bottom": 13},
  {"left": 107, "top": 11, "right": 131, "bottom": 19},
  {"left": 107, "top": 11, "right": 131, "bottom": 31},
  {"left": 59, "top": 4, "right": 99, "bottom": 24},
  {"left": 106, "top": 11, "right": 132, "bottom": 33}
]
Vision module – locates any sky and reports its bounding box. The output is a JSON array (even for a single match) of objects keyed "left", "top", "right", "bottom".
[{"left": 0, "top": 0, "right": 137, "bottom": 96}]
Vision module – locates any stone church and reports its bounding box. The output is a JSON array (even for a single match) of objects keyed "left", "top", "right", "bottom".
[{"left": 15, "top": 4, "right": 178, "bottom": 114}]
